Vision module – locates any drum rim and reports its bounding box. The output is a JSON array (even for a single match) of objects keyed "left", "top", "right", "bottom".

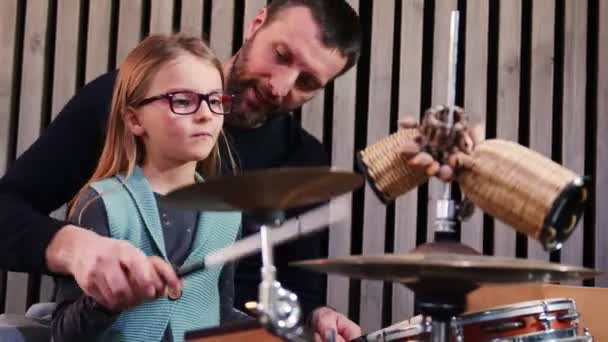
[
  {"left": 453, "top": 298, "right": 576, "bottom": 325},
  {"left": 367, "top": 315, "right": 432, "bottom": 340},
  {"left": 487, "top": 327, "right": 578, "bottom": 342}
]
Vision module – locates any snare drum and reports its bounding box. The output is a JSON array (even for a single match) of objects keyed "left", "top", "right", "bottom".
[
  {"left": 357, "top": 315, "right": 432, "bottom": 341},
  {"left": 451, "top": 298, "right": 590, "bottom": 341}
]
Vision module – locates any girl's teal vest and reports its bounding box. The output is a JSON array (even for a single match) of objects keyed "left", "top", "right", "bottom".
[{"left": 90, "top": 167, "right": 241, "bottom": 342}]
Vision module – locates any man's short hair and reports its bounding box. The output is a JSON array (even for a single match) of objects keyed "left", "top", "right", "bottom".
[{"left": 265, "top": 0, "right": 362, "bottom": 76}]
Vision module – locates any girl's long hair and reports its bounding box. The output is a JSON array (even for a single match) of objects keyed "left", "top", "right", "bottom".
[{"left": 70, "top": 34, "right": 236, "bottom": 217}]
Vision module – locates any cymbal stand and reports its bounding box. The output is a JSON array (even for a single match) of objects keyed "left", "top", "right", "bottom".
[
  {"left": 422, "top": 10, "right": 465, "bottom": 342},
  {"left": 252, "top": 210, "right": 309, "bottom": 342}
]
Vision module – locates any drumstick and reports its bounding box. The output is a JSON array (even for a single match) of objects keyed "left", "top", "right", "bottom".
[{"left": 176, "top": 195, "right": 350, "bottom": 277}]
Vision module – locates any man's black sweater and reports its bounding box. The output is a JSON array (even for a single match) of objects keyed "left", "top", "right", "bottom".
[{"left": 0, "top": 70, "right": 329, "bottom": 315}]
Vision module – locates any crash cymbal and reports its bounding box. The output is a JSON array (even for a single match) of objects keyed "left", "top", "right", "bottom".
[
  {"left": 291, "top": 253, "right": 600, "bottom": 286},
  {"left": 163, "top": 167, "right": 364, "bottom": 212}
]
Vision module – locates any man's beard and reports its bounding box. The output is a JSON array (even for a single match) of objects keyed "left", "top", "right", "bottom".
[{"left": 225, "top": 35, "right": 279, "bottom": 129}]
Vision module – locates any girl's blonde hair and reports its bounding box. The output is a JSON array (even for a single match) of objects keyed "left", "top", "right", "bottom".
[{"left": 71, "top": 33, "right": 236, "bottom": 216}]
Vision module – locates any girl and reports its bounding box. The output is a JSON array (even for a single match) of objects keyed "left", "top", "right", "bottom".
[{"left": 51, "top": 33, "right": 244, "bottom": 342}]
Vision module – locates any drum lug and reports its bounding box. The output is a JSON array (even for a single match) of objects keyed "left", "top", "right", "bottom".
[
  {"left": 537, "top": 312, "right": 556, "bottom": 330},
  {"left": 451, "top": 324, "right": 464, "bottom": 342},
  {"left": 556, "top": 312, "right": 580, "bottom": 322}
]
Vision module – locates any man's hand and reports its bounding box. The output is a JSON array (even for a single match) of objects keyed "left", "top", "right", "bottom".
[
  {"left": 311, "top": 306, "right": 361, "bottom": 342},
  {"left": 398, "top": 116, "right": 484, "bottom": 182},
  {"left": 46, "top": 224, "right": 183, "bottom": 311}
]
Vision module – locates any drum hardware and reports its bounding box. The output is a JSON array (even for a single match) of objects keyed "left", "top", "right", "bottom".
[
  {"left": 480, "top": 321, "right": 525, "bottom": 333},
  {"left": 557, "top": 313, "right": 580, "bottom": 322},
  {"left": 165, "top": 167, "right": 364, "bottom": 341}
]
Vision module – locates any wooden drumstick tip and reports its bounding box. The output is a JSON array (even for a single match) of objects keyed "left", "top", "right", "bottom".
[{"left": 245, "top": 301, "right": 259, "bottom": 315}]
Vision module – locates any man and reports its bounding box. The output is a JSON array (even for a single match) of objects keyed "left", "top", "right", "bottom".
[{"left": 0, "top": 0, "right": 362, "bottom": 340}]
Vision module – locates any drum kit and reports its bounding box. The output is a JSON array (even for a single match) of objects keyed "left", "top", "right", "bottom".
[{"left": 161, "top": 10, "right": 600, "bottom": 342}]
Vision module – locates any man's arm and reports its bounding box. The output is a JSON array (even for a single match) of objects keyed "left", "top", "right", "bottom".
[{"left": 0, "top": 71, "right": 116, "bottom": 273}]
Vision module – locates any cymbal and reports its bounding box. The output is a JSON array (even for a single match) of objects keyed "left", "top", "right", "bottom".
[
  {"left": 163, "top": 167, "right": 364, "bottom": 212},
  {"left": 291, "top": 253, "right": 600, "bottom": 285}
]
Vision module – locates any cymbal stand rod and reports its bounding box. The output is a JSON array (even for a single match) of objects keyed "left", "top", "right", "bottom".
[
  {"left": 430, "top": 321, "right": 449, "bottom": 342},
  {"left": 435, "top": 10, "right": 460, "bottom": 235},
  {"left": 258, "top": 222, "right": 305, "bottom": 339},
  {"left": 259, "top": 224, "right": 277, "bottom": 323}
]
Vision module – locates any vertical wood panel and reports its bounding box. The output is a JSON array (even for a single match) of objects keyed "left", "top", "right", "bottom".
[
  {"left": 527, "top": 0, "right": 555, "bottom": 261},
  {"left": 11, "top": 0, "right": 50, "bottom": 314},
  {"left": 392, "top": 0, "right": 424, "bottom": 323},
  {"left": 116, "top": 0, "right": 143, "bottom": 66},
  {"left": 52, "top": 0, "right": 80, "bottom": 118},
  {"left": 243, "top": 0, "right": 266, "bottom": 38},
  {"left": 210, "top": 0, "right": 235, "bottom": 61},
  {"left": 301, "top": 91, "right": 324, "bottom": 142},
  {"left": 0, "top": 0, "right": 18, "bottom": 313},
  {"left": 16, "top": 1, "right": 49, "bottom": 156},
  {"left": 427, "top": 0, "right": 457, "bottom": 243},
  {"left": 461, "top": 0, "right": 488, "bottom": 253},
  {"left": 327, "top": 0, "right": 359, "bottom": 316},
  {"left": 360, "top": 0, "right": 395, "bottom": 333},
  {"left": 0, "top": 0, "right": 18, "bottom": 173},
  {"left": 180, "top": 0, "right": 204, "bottom": 36},
  {"left": 595, "top": 0, "right": 608, "bottom": 287},
  {"left": 493, "top": 0, "right": 521, "bottom": 258},
  {"left": 150, "top": 0, "right": 174, "bottom": 34},
  {"left": 85, "top": 0, "right": 112, "bottom": 82},
  {"left": 560, "top": 0, "right": 586, "bottom": 274}
]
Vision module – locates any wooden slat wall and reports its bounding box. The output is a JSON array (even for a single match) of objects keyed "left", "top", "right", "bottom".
[
  {"left": 326, "top": 0, "right": 359, "bottom": 318},
  {"left": 596, "top": 0, "right": 608, "bottom": 288},
  {"left": 426, "top": 0, "right": 457, "bottom": 247},
  {"left": 528, "top": 0, "right": 555, "bottom": 262},
  {"left": 210, "top": 0, "right": 235, "bottom": 61},
  {"left": 0, "top": 0, "right": 17, "bottom": 177},
  {"left": 8, "top": 0, "right": 51, "bottom": 315},
  {"left": 359, "top": 0, "right": 395, "bottom": 332},
  {"left": 116, "top": 0, "right": 143, "bottom": 66},
  {"left": 392, "top": 0, "right": 424, "bottom": 323},
  {"left": 85, "top": 0, "right": 112, "bottom": 82},
  {"left": 560, "top": 0, "right": 587, "bottom": 276},
  {"left": 150, "top": 0, "right": 174, "bottom": 35},
  {"left": 494, "top": 0, "right": 521, "bottom": 258},
  {"left": 0, "top": 2, "right": 605, "bottom": 334},
  {"left": 180, "top": 0, "right": 204, "bottom": 37},
  {"left": 460, "top": 0, "right": 488, "bottom": 253},
  {"left": 0, "top": 0, "right": 18, "bottom": 315}
]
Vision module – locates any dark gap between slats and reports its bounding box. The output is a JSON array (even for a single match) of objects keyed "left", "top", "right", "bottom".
[
  {"left": 349, "top": 0, "right": 373, "bottom": 324},
  {"left": 28, "top": 0, "right": 59, "bottom": 308},
  {"left": 516, "top": 0, "right": 532, "bottom": 259},
  {"left": 75, "top": 0, "right": 90, "bottom": 89},
  {"left": 203, "top": 0, "right": 212, "bottom": 42},
  {"left": 0, "top": 1, "right": 25, "bottom": 310},
  {"left": 233, "top": 0, "right": 244, "bottom": 54},
  {"left": 323, "top": 81, "right": 334, "bottom": 165},
  {"left": 416, "top": 0, "right": 435, "bottom": 249},
  {"left": 451, "top": 0, "right": 467, "bottom": 242},
  {"left": 583, "top": 0, "right": 599, "bottom": 287},
  {"left": 108, "top": 0, "right": 120, "bottom": 70},
  {"left": 550, "top": 0, "right": 565, "bottom": 264},
  {"left": 413, "top": 0, "right": 435, "bottom": 316},
  {"left": 173, "top": 0, "right": 182, "bottom": 33},
  {"left": 8, "top": 0, "right": 27, "bottom": 173},
  {"left": 141, "top": 0, "right": 151, "bottom": 38},
  {"left": 382, "top": 0, "right": 402, "bottom": 327},
  {"left": 484, "top": 0, "right": 499, "bottom": 256},
  {"left": 41, "top": 0, "right": 58, "bottom": 130}
]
